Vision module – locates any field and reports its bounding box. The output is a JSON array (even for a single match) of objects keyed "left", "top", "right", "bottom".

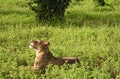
[{"left": 0, "top": 0, "right": 120, "bottom": 79}]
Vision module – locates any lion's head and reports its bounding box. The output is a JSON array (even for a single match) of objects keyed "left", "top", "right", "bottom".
[{"left": 29, "top": 40, "right": 50, "bottom": 51}]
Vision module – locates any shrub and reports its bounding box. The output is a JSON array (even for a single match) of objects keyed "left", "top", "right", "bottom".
[{"left": 28, "top": 0, "right": 71, "bottom": 21}]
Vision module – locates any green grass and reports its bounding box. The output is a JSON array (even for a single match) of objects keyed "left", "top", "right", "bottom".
[{"left": 0, "top": 0, "right": 120, "bottom": 79}]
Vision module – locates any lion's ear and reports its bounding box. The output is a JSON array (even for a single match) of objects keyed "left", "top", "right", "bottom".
[{"left": 43, "top": 41, "right": 50, "bottom": 47}]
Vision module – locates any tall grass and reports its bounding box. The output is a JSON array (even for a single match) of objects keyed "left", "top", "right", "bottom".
[{"left": 0, "top": 0, "right": 120, "bottom": 79}]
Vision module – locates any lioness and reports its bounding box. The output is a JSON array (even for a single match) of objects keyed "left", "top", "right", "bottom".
[{"left": 30, "top": 39, "right": 79, "bottom": 70}]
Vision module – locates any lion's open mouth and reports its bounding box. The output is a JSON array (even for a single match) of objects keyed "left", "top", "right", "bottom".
[
  {"left": 29, "top": 43, "right": 34, "bottom": 48},
  {"left": 29, "top": 45, "right": 33, "bottom": 48}
]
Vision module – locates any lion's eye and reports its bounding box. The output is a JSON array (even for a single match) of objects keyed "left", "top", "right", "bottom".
[{"left": 34, "top": 41, "right": 38, "bottom": 44}]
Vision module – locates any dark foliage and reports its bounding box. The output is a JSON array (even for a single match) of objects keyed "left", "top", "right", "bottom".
[
  {"left": 93, "top": 0, "right": 106, "bottom": 6},
  {"left": 28, "top": 0, "right": 71, "bottom": 21}
]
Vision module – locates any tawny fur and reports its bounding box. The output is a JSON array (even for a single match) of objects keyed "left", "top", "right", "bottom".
[{"left": 30, "top": 40, "right": 79, "bottom": 70}]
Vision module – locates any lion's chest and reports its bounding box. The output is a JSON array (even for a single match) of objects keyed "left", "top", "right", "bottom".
[{"left": 36, "top": 52, "right": 52, "bottom": 64}]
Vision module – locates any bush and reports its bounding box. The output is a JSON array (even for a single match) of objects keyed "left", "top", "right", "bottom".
[
  {"left": 93, "top": 0, "right": 106, "bottom": 6},
  {"left": 28, "top": 0, "right": 71, "bottom": 21}
]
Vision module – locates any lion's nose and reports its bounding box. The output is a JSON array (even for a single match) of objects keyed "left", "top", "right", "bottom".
[{"left": 29, "top": 44, "right": 33, "bottom": 48}]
